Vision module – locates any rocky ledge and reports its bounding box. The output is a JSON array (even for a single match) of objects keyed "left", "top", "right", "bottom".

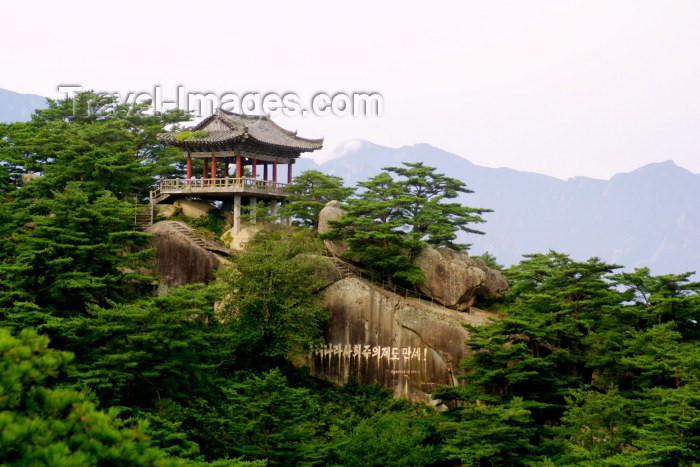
[{"left": 309, "top": 276, "right": 497, "bottom": 405}]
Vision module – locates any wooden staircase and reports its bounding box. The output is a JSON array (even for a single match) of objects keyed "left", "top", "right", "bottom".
[
  {"left": 134, "top": 190, "right": 170, "bottom": 230},
  {"left": 134, "top": 199, "right": 153, "bottom": 230}
]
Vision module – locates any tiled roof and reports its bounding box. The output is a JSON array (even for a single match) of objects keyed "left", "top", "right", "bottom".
[
  {"left": 157, "top": 129, "right": 247, "bottom": 145},
  {"left": 157, "top": 109, "right": 323, "bottom": 152}
]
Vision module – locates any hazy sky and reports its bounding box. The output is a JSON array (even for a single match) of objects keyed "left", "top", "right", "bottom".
[{"left": 2, "top": 0, "right": 699, "bottom": 179}]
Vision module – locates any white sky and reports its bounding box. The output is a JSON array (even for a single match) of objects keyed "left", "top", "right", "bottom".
[{"left": 2, "top": 0, "right": 699, "bottom": 179}]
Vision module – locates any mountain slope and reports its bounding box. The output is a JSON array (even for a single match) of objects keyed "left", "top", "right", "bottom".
[
  {"left": 0, "top": 88, "right": 47, "bottom": 123},
  {"left": 297, "top": 141, "right": 700, "bottom": 274}
]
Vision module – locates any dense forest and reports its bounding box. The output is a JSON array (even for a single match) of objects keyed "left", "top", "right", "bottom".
[{"left": 0, "top": 94, "right": 698, "bottom": 466}]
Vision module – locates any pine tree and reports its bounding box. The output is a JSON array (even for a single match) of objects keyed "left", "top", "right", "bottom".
[
  {"left": 0, "top": 183, "right": 152, "bottom": 324},
  {"left": 336, "top": 413, "right": 440, "bottom": 466},
  {"left": 282, "top": 170, "right": 354, "bottom": 230},
  {"left": 436, "top": 253, "right": 627, "bottom": 437},
  {"left": 321, "top": 172, "right": 424, "bottom": 286},
  {"left": 384, "top": 162, "right": 490, "bottom": 249},
  {"left": 217, "top": 229, "right": 330, "bottom": 361},
  {"left": 0, "top": 91, "right": 189, "bottom": 200},
  {"left": 0, "top": 328, "right": 176, "bottom": 466},
  {"left": 437, "top": 398, "right": 538, "bottom": 465},
  {"left": 322, "top": 163, "right": 489, "bottom": 285}
]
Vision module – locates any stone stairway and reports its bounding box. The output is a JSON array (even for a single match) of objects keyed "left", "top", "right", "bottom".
[
  {"left": 328, "top": 257, "right": 357, "bottom": 280},
  {"left": 160, "top": 221, "right": 232, "bottom": 256},
  {"left": 169, "top": 222, "right": 210, "bottom": 250},
  {"left": 328, "top": 256, "right": 440, "bottom": 304}
]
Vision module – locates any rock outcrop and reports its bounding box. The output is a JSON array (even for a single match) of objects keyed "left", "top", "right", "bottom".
[
  {"left": 318, "top": 200, "right": 348, "bottom": 257},
  {"left": 413, "top": 246, "right": 508, "bottom": 310},
  {"left": 220, "top": 221, "right": 283, "bottom": 251},
  {"left": 155, "top": 204, "right": 177, "bottom": 218},
  {"left": 309, "top": 277, "right": 496, "bottom": 404},
  {"left": 146, "top": 221, "right": 231, "bottom": 295},
  {"left": 172, "top": 199, "right": 213, "bottom": 219},
  {"left": 221, "top": 223, "right": 264, "bottom": 251}
]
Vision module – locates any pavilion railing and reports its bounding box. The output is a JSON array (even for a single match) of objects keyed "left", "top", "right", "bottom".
[{"left": 159, "top": 177, "right": 288, "bottom": 193}]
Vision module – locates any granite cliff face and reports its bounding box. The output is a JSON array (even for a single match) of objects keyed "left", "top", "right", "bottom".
[
  {"left": 146, "top": 214, "right": 504, "bottom": 403},
  {"left": 310, "top": 277, "right": 496, "bottom": 404},
  {"left": 146, "top": 221, "right": 231, "bottom": 295}
]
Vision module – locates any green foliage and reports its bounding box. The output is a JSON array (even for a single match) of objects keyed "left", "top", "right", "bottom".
[
  {"left": 322, "top": 162, "right": 489, "bottom": 285},
  {"left": 282, "top": 170, "right": 354, "bottom": 230},
  {"left": 175, "top": 130, "right": 210, "bottom": 142},
  {"left": 0, "top": 183, "right": 152, "bottom": 324},
  {"left": 242, "top": 200, "right": 274, "bottom": 224},
  {"left": 3, "top": 96, "right": 699, "bottom": 465},
  {"left": 0, "top": 91, "right": 189, "bottom": 330},
  {"left": 218, "top": 228, "right": 330, "bottom": 360},
  {"left": 476, "top": 251, "right": 504, "bottom": 271},
  {"left": 171, "top": 207, "right": 229, "bottom": 238},
  {"left": 435, "top": 251, "right": 700, "bottom": 464},
  {"left": 557, "top": 385, "right": 700, "bottom": 465},
  {"left": 186, "top": 369, "right": 323, "bottom": 463},
  {"left": 383, "top": 162, "right": 491, "bottom": 249},
  {"left": 0, "top": 91, "right": 190, "bottom": 200},
  {"left": 437, "top": 398, "right": 538, "bottom": 465},
  {"left": 0, "top": 328, "right": 176, "bottom": 466},
  {"left": 49, "top": 284, "right": 227, "bottom": 409},
  {"left": 336, "top": 413, "right": 440, "bottom": 466},
  {"left": 321, "top": 172, "right": 424, "bottom": 285}
]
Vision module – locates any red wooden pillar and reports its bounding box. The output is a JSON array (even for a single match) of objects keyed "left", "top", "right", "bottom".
[
  {"left": 224, "top": 158, "right": 229, "bottom": 177},
  {"left": 287, "top": 162, "right": 293, "bottom": 184},
  {"left": 263, "top": 162, "right": 268, "bottom": 181},
  {"left": 202, "top": 159, "right": 208, "bottom": 185},
  {"left": 251, "top": 158, "right": 257, "bottom": 178},
  {"left": 186, "top": 153, "right": 192, "bottom": 184},
  {"left": 272, "top": 162, "right": 277, "bottom": 183},
  {"left": 235, "top": 155, "right": 243, "bottom": 178},
  {"left": 211, "top": 153, "right": 217, "bottom": 180}
]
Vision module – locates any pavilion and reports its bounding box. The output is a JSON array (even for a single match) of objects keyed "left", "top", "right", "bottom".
[{"left": 155, "top": 109, "right": 323, "bottom": 234}]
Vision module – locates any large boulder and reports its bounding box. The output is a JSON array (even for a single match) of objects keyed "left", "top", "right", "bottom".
[
  {"left": 155, "top": 204, "right": 177, "bottom": 218},
  {"left": 309, "top": 277, "right": 496, "bottom": 404},
  {"left": 318, "top": 200, "right": 348, "bottom": 257},
  {"left": 146, "top": 221, "right": 231, "bottom": 295},
  {"left": 472, "top": 256, "right": 510, "bottom": 297},
  {"left": 413, "top": 246, "right": 508, "bottom": 310},
  {"left": 173, "top": 199, "right": 213, "bottom": 219},
  {"left": 220, "top": 221, "right": 282, "bottom": 251}
]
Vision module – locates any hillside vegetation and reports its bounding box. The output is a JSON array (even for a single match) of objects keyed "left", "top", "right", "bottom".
[{"left": 0, "top": 94, "right": 698, "bottom": 466}]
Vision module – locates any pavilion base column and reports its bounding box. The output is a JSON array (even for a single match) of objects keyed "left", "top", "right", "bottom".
[
  {"left": 270, "top": 200, "right": 278, "bottom": 223},
  {"left": 249, "top": 197, "right": 257, "bottom": 224},
  {"left": 233, "top": 195, "right": 241, "bottom": 235}
]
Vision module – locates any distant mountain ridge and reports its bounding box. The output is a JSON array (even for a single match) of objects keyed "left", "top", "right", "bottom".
[
  {"left": 297, "top": 141, "right": 700, "bottom": 275},
  {"left": 0, "top": 88, "right": 47, "bottom": 123},
  {"left": 1, "top": 86, "right": 696, "bottom": 274}
]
